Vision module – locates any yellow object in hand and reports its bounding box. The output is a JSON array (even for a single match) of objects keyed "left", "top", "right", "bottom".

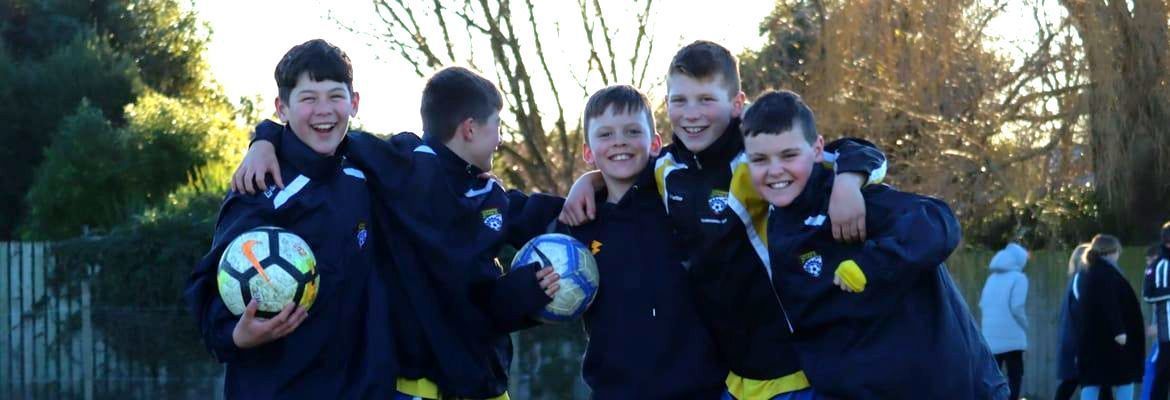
[{"left": 835, "top": 260, "right": 867, "bottom": 292}]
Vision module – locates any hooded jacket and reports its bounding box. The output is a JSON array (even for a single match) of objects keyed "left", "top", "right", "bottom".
[
  {"left": 979, "top": 242, "right": 1030, "bottom": 354},
  {"left": 767, "top": 166, "right": 1008, "bottom": 400}
]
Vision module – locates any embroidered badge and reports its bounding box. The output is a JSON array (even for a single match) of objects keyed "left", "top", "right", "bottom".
[
  {"left": 800, "top": 251, "right": 823, "bottom": 277},
  {"left": 708, "top": 190, "right": 729, "bottom": 214},
  {"left": 482, "top": 208, "right": 504, "bottom": 231},
  {"left": 590, "top": 240, "right": 603, "bottom": 255},
  {"left": 355, "top": 222, "right": 368, "bottom": 249}
]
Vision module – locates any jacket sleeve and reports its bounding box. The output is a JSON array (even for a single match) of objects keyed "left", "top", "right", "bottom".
[
  {"left": 183, "top": 191, "right": 274, "bottom": 363},
  {"left": 847, "top": 194, "right": 961, "bottom": 291},
  {"left": 251, "top": 119, "right": 284, "bottom": 148},
  {"left": 1011, "top": 275, "right": 1029, "bottom": 331},
  {"left": 824, "top": 137, "right": 887, "bottom": 186},
  {"left": 473, "top": 264, "right": 552, "bottom": 333},
  {"left": 251, "top": 120, "right": 419, "bottom": 201},
  {"left": 342, "top": 131, "right": 422, "bottom": 201},
  {"left": 504, "top": 190, "right": 566, "bottom": 248},
  {"left": 1145, "top": 258, "right": 1170, "bottom": 303}
]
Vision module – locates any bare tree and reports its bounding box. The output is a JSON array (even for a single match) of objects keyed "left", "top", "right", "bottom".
[
  {"left": 1059, "top": 0, "right": 1170, "bottom": 238},
  {"left": 332, "top": 0, "right": 657, "bottom": 195},
  {"left": 741, "top": 0, "right": 1095, "bottom": 245}
]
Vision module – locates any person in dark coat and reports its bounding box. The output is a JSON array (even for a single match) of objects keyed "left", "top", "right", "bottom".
[
  {"left": 1077, "top": 234, "right": 1145, "bottom": 400},
  {"left": 1055, "top": 244, "right": 1115, "bottom": 400}
]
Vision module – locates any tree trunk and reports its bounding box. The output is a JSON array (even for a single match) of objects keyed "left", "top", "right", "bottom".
[{"left": 1062, "top": 0, "right": 1170, "bottom": 239}]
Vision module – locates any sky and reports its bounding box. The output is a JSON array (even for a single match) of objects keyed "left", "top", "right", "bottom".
[
  {"left": 194, "top": 0, "right": 1056, "bottom": 135},
  {"left": 196, "top": 0, "right": 773, "bottom": 134}
]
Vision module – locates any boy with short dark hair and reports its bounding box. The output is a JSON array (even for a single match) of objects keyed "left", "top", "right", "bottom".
[
  {"left": 184, "top": 38, "right": 395, "bottom": 399},
  {"left": 562, "top": 41, "right": 887, "bottom": 399},
  {"left": 744, "top": 90, "right": 1007, "bottom": 399},
  {"left": 564, "top": 84, "right": 727, "bottom": 398},
  {"left": 237, "top": 65, "right": 563, "bottom": 399}
]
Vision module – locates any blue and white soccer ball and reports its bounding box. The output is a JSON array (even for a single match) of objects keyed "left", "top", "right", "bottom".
[{"left": 511, "top": 233, "right": 600, "bottom": 323}]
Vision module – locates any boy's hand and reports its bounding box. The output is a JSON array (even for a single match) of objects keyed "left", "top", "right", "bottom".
[
  {"left": 829, "top": 172, "right": 867, "bottom": 242},
  {"left": 232, "top": 300, "right": 308, "bottom": 349},
  {"left": 535, "top": 267, "right": 561, "bottom": 298},
  {"left": 231, "top": 141, "right": 282, "bottom": 195},
  {"left": 558, "top": 171, "right": 604, "bottom": 226}
]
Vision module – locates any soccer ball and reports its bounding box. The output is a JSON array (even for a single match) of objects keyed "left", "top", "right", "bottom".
[
  {"left": 511, "top": 233, "right": 600, "bottom": 323},
  {"left": 217, "top": 226, "right": 319, "bottom": 318}
]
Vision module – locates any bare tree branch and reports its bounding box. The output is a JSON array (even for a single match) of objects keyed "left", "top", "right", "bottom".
[
  {"left": 590, "top": 0, "right": 620, "bottom": 84},
  {"left": 630, "top": 0, "right": 654, "bottom": 87},
  {"left": 522, "top": 0, "right": 573, "bottom": 181}
]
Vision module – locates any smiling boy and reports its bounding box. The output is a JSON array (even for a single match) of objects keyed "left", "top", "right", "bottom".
[{"left": 746, "top": 90, "right": 1007, "bottom": 399}]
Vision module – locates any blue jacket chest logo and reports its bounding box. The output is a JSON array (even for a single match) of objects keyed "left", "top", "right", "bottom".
[
  {"left": 355, "top": 222, "right": 369, "bottom": 249},
  {"left": 800, "top": 251, "right": 823, "bottom": 277},
  {"left": 482, "top": 208, "right": 504, "bottom": 231}
]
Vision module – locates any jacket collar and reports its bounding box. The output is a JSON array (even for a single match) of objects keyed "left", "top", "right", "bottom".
[
  {"left": 670, "top": 118, "right": 744, "bottom": 169},
  {"left": 279, "top": 125, "right": 347, "bottom": 180},
  {"left": 595, "top": 167, "right": 659, "bottom": 217},
  {"left": 782, "top": 165, "right": 834, "bottom": 220},
  {"left": 424, "top": 135, "right": 485, "bottom": 178}
]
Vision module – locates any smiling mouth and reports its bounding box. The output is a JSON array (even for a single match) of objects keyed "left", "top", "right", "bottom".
[
  {"left": 608, "top": 153, "right": 633, "bottom": 161},
  {"left": 766, "top": 180, "right": 793, "bottom": 189},
  {"left": 310, "top": 123, "right": 336, "bottom": 134},
  {"left": 681, "top": 126, "right": 707, "bottom": 135}
]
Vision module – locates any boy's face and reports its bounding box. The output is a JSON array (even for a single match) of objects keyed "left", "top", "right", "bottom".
[
  {"left": 582, "top": 106, "right": 661, "bottom": 184},
  {"left": 276, "top": 72, "right": 359, "bottom": 156},
  {"left": 666, "top": 73, "right": 744, "bottom": 153},
  {"left": 744, "top": 127, "right": 824, "bottom": 207},
  {"left": 466, "top": 111, "right": 501, "bottom": 171}
]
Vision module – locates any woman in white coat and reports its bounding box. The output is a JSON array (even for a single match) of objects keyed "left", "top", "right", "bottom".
[{"left": 980, "top": 242, "right": 1030, "bottom": 400}]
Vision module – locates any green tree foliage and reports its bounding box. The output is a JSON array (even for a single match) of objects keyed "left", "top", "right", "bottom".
[
  {"left": 2, "top": 0, "right": 210, "bottom": 98},
  {"left": 23, "top": 102, "right": 134, "bottom": 238},
  {"left": 0, "top": 35, "right": 142, "bottom": 238},
  {"left": 0, "top": 0, "right": 220, "bottom": 240},
  {"left": 6, "top": 0, "right": 246, "bottom": 376},
  {"left": 23, "top": 91, "right": 245, "bottom": 240}
]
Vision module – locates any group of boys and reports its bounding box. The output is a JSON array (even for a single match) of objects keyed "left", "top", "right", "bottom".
[{"left": 185, "top": 37, "right": 1009, "bottom": 399}]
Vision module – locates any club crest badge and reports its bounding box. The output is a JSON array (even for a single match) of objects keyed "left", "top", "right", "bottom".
[
  {"left": 482, "top": 208, "right": 504, "bottom": 231},
  {"left": 355, "top": 222, "right": 369, "bottom": 249},
  {"left": 800, "top": 251, "right": 823, "bottom": 277},
  {"left": 708, "top": 190, "right": 729, "bottom": 214}
]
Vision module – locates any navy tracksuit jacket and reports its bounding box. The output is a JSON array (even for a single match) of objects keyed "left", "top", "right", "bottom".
[
  {"left": 255, "top": 122, "right": 561, "bottom": 398},
  {"left": 652, "top": 123, "right": 887, "bottom": 385},
  {"left": 766, "top": 165, "right": 1008, "bottom": 399},
  {"left": 553, "top": 168, "right": 726, "bottom": 399},
  {"left": 184, "top": 125, "right": 395, "bottom": 399}
]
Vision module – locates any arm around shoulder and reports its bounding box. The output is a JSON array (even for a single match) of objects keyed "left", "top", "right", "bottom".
[{"left": 846, "top": 194, "right": 961, "bottom": 289}]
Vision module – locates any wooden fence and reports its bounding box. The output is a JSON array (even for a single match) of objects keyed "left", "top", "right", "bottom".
[
  {"left": 948, "top": 245, "right": 1154, "bottom": 400},
  {"left": 1, "top": 242, "right": 222, "bottom": 400}
]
